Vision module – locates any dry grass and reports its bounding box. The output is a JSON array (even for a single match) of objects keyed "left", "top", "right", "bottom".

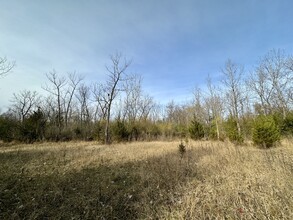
[{"left": 0, "top": 140, "right": 292, "bottom": 219}]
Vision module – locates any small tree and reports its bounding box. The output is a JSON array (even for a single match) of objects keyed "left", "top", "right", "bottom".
[
  {"left": 253, "top": 115, "right": 280, "bottom": 148},
  {"left": 189, "top": 118, "right": 204, "bottom": 140},
  {"left": 93, "top": 53, "right": 131, "bottom": 144}
]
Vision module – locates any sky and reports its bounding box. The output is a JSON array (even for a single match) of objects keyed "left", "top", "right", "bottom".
[{"left": 1, "top": 0, "right": 293, "bottom": 111}]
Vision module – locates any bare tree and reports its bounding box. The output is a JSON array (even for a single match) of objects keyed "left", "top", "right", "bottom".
[
  {"left": 42, "top": 95, "right": 56, "bottom": 123},
  {"left": 123, "top": 74, "right": 141, "bottom": 121},
  {"left": 43, "top": 70, "right": 67, "bottom": 135},
  {"left": 205, "top": 75, "right": 223, "bottom": 140},
  {"left": 92, "top": 83, "right": 108, "bottom": 121},
  {"left": 286, "top": 56, "right": 293, "bottom": 105},
  {"left": 123, "top": 74, "right": 154, "bottom": 122},
  {"left": 63, "top": 72, "right": 83, "bottom": 127},
  {"left": 221, "top": 59, "right": 244, "bottom": 136},
  {"left": 0, "top": 56, "right": 15, "bottom": 78},
  {"left": 263, "top": 50, "right": 291, "bottom": 118},
  {"left": 96, "top": 53, "right": 131, "bottom": 144},
  {"left": 192, "top": 87, "right": 206, "bottom": 123},
  {"left": 248, "top": 49, "right": 292, "bottom": 117},
  {"left": 138, "top": 94, "right": 155, "bottom": 121},
  {"left": 10, "top": 90, "right": 41, "bottom": 122},
  {"left": 247, "top": 66, "right": 273, "bottom": 115},
  {"left": 165, "top": 100, "right": 177, "bottom": 123},
  {"left": 165, "top": 101, "right": 192, "bottom": 128},
  {"left": 76, "top": 83, "right": 91, "bottom": 123}
]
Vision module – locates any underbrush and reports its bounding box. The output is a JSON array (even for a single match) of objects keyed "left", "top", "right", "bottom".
[{"left": 0, "top": 141, "right": 292, "bottom": 219}]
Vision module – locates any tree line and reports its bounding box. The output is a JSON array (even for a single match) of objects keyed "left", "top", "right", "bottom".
[{"left": 0, "top": 50, "right": 292, "bottom": 147}]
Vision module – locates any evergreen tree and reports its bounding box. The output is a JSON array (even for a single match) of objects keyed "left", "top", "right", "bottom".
[
  {"left": 253, "top": 115, "right": 280, "bottom": 148},
  {"left": 189, "top": 118, "right": 205, "bottom": 140}
]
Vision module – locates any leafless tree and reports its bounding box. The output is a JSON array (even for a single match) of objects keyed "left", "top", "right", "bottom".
[
  {"left": 287, "top": 56, "right": 293, "bottom": 105},
  {"left": 42, "top": 95, "right": 56, "bottom": 123},
  {"left": 192, "top": 87, "right": 206, "bottom": 123},
  {"left": 165, "top": 100, "right": 176, "bottom": 123},
  {"left": 43, "top": 70, "right": 83, "bottom": 135},
  {"left": 205, "top": 76, "right": 223, "bottom": 140},
  {"left": 263, "top": 50, "right": 291, "bottom": 118},
  {"left": 63, "top": 72, "right": 83, "bottom": 126},
  {"left": 165, "top": 101, "right": 192, "bottom": 127},
  {"left": 96, "top": 53, "right": 131, "bottom": 144},
  {"left": 248, "top": 49, "right": 292, "bottom": 117},
  {"left": 0, "top": 56, "right": 15, "bottom": 78},
  {"left": 138, "top": 94, "right": 155, "bottom": 121},
  {"left": 123, "top": 74, "right": 141, "bottom": 121},
  {"left": 43, "top": 70, "right": 67, "bottom": 135},
  {"left": 123, "top": 74, "right": 155, "bottom": 122},
  {"left": 76, "top": 83, "right": 91, "bottom": 123},
  {"left": 92, "top": 83, "right": 108, "bottom": 121},
  {"left": 247, "top": 65, "right": 273, "bottom": 115},
  {"left": 11, "top": 90, "right": 41, "bottom": 122},
  {"left": 221, "top": 59, "right": 244, "bottom": 136}
]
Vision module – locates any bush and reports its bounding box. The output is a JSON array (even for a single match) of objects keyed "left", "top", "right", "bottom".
[
  {"left": 93, "top": 121, "right": 106, "bottom": 142},
  {"left": 0, "top": 115, "right": 19, "bottom": 142},
  {"left": 19, "top": 109, "right": 46, "bottom": 143},
  {"left": 189, "top": 119, "right": 204, "bottom": 140},
  {"left": 253, "top": 115, "right": 280, "bottom": 148},
  {"left": 281, "top": 112, "right": 293, "bottom": 136},
  {"left": 175, "top": 124, "right": 188, "bottom": 139},
  {"left": 112, "top": 120, "right": 129, "bottom": 142},
  {"left": 224, "top": 117, "right": 243, "bottom": 144},
  {"left": 146, "top": 122, "right": 161, "bottom": 140}
]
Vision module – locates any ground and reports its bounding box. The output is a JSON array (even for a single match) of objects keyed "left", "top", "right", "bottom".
[{"left": 0, "top": 140, "right": 292, "bottom": 219}]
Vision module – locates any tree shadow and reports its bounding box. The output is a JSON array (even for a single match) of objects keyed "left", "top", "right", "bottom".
[{"left": 0, "top": 145, "right": 211, "bottom": 219}]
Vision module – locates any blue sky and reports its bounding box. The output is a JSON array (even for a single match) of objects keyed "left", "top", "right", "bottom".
[{"left": 1, "top": 0, "right": 293, "bottom": 110}]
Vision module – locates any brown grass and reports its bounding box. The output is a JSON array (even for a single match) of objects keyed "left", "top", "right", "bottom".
[{"left": 0, "top": 140, "right": 292, "bottom": 219}]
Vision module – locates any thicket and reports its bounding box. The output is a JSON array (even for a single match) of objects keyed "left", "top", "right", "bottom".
[
  {"left": 1, "top": 110, "right": 292, "bottom": 144},
  {"left": 1, "top": 49, "right": 292, "bottom": 145}
]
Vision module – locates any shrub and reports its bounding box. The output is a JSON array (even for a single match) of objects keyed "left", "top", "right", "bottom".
[
  {"left": 112, "top": 120, "right": 129, "bottom": 142},
  {"left": 175, "top": 124, "right": 188, "bottom": 139},
  {"left": 128, "top": 123, "right": 140, "bottom": 141},
  {"left": 189, "top": 119, "right": 204, "bottom": 140},
  {"left": 178, "top": 141, "right": 186, "bottom": 158},
  {"left": 224, "top": 117, "right": 243, "bottom": 144},
  {"left": 253, "top": 115, "right": 280, "bottom": 148},
  {"left": 206, "top": 121, "right": 218, "bottom": 140},
  {"left": 19, "top": 109, "right": 46, "bottom": 143},
  {"left": 0, "top": 115, "right": 19, "bottom": 142},
  {"left": 93, "top": 120, "right": 106, "bottom": 142},
  {"left": 281, "top": 112, "right": 293, "bottom": 136}
]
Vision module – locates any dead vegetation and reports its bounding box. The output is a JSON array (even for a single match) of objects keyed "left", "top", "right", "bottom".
[{"left": 0, "top": 140, "right": 292, "bottom": 219}]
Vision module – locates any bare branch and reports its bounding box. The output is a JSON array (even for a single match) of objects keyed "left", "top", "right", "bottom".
[{"left": 0, "top": 56, "right": 15, "bottom": 77}]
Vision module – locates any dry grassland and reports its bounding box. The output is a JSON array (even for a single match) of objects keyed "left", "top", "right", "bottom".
[{"left": 0, "top": 140, "right": 292, "bottom": 219}]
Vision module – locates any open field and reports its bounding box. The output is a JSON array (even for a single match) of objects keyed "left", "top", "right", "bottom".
[{"left": 0, "top": 140, "right": 292, "bottom": 219}]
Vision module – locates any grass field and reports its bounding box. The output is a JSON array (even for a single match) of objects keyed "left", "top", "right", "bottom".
[{"left": 0, "top": 140, "right": 292, "bottom": 219}]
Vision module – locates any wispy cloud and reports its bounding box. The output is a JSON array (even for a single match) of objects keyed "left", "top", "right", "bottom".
[{"left": 1, "top": 0, "right": 293, "bottom": 110}]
